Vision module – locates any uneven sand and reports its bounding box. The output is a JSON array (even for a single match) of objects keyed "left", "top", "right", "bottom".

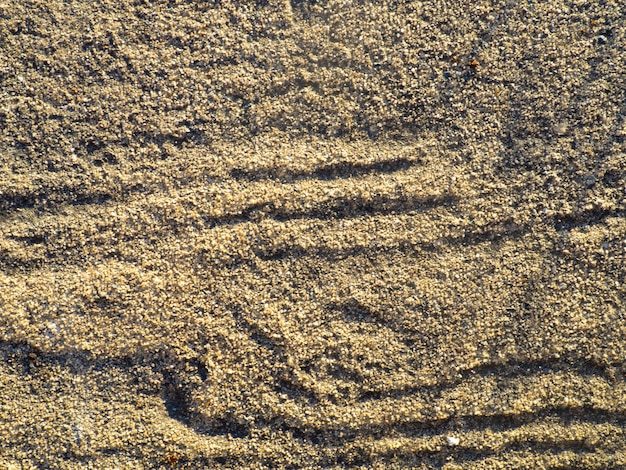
[{"left": 1, "top": 0, "right": 625, "bottom": 468}]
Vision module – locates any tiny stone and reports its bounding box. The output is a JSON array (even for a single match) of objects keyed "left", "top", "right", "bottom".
[
  {"left": 446, "top": 435, "right": 460, "bottom": 446},
  {"left": 554, "top": 121, "right": 568, "bottom": 135},
  {"left": 597, "top": 35, "right": 608, "bottom": 45},
  {"left": 584, "top": 174, "right": 597, "bottom": 187}
]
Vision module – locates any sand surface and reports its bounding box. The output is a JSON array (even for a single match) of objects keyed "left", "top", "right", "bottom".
[{"left": 1, "top": 0, "right": 625, "bottom": 468}]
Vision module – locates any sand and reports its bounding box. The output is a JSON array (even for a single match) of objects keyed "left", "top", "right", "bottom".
[{"left": 1, "top": 0, "right": 625, "bottom": 468}]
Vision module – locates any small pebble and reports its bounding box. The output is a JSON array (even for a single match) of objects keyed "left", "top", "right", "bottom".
[{"left": 446, "top": 435, "right": 460, "bottom": 446}]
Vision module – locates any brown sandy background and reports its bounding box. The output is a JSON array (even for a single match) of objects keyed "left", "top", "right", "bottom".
[{"left": 1, "top": 0, "right": 625, "bottom": 468}]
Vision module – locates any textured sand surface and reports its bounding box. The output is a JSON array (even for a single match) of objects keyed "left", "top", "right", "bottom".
[{"left": 1, "top": 0, "right": 625, "bottom": 468}]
